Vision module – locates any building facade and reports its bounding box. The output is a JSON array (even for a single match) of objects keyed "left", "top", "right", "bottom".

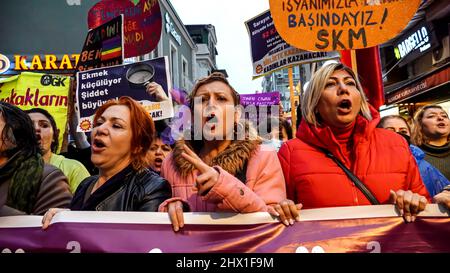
[
  {"left": 261, "top": 64, "right": 319, "bottom": 115},
  {"left": 143, "top": 0, "right": 197, "bottom": 92},
  {"left": 0, "top": 0, "right": 201, "bottom": 94},
  {"left": 186, "top": 24, "right": 219, "bottom": 81},
  {"left": 380, "top": 0, "right": 450, "bottom": 117}
]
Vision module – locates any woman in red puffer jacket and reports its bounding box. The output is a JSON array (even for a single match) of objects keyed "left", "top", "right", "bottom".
[{"left": 274, "top": 63, "right": 430, "bottom": 225}]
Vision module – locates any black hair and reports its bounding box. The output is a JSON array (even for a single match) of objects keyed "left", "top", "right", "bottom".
[
  {"left": 24, "top": 108, "right": 59, "bottom": 153},
  {"left": 0, "top": 102, "right": 40, "bottom": 157}
]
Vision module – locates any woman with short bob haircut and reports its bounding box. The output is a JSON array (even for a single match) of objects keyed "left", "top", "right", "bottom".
[
  {"left": 276, "top": 63, "right": 429, "bottom": 225},
  {"left": 42, "top": 96, "right": 171, "bottom": 229}
]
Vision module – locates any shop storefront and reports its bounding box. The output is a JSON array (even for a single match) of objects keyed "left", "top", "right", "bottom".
[
  {"left": 380, "top": 0, "right": 450, "bottom": 118},
  {"left": 0, "top": 53, "right": 80, "bottom": 77},
  {"left": 383, "top": 63, "right": 449, "bottom": 118}
]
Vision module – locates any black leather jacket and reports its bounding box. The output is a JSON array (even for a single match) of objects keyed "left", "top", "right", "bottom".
[{"left": 70, "top": 166, "right": 171, "bottom": 212}]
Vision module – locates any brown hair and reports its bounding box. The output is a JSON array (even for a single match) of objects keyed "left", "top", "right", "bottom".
[
  {"left": 411, "top": 104, "right": 450, "bottom": 146},
  {"left": 93, "top": 96, "right": 155, "bottom": 171},
  {"left": 188, "top": 72, "right": 240, "bottom": 111}
]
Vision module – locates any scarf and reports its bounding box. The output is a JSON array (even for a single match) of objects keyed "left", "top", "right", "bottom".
[{"left": 0, "top": 150, "right": 44, "bottom": 214}]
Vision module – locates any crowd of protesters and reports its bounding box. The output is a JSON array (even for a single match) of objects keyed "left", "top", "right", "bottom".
[{"left": 0, "top": 63, "right": 449, "bottom": 232}]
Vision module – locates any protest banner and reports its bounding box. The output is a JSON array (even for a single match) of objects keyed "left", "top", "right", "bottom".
[
  {"left": 0, "top": 72, "right": 70, "bottom": 152},
  {"left": 245, "top": 9, "right": 339, "bottom": 79},
  {"left": 75, "top": 15, "right": 124, "bottom": 72},
  {"left": 240, "top": 92, "right": 280, "bottom": 128},
  {"left": 0, "top": 205, "right": 448, "bottom": 253},
  {"left": 76, "top": 56, "right": 173, "bottom": 132},
  {"left": 88, "top": 0, "right": 162, "bottom": 58},
  {"left": 269, "top": 0, "right": 421, "bottom": 51}
]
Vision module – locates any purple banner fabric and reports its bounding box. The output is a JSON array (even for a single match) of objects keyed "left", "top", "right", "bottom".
[
  {"left": 239, "top": 92, "right": 280, "bottom": 127},
  {"left": 1, "top": 209, "right": 449, "bottom": 253},
  {"left": 240, "top": 92, "right": 280, "bottom": 107}
]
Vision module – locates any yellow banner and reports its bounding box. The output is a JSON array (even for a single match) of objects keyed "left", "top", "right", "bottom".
[{"left": 0, "top": 72, "right": 70, "bottom": 153}]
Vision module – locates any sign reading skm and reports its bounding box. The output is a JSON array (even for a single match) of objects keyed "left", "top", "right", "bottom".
[{"left": 395, "top": 24, "right": 431, "bottom": 60}]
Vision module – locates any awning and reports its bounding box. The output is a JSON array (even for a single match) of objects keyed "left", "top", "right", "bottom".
[{"left": 385, "top": 63, "right": 450, "bottom": 104}]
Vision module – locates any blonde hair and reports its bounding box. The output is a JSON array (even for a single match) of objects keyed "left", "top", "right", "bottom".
[
  {"left": 411, "top": 105, "right": 450, "bottom": 146},
  {"left": 301, "top": 63, "right": 372, "bottom": 127}
]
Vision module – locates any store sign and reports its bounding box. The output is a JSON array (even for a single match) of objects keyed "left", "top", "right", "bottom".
[
  {"left": 386, "top": 65, "right": 450, "bottom": 104},
  {"left": 269, "top": 0, "right": 421, "bottom": 51},
  {"left": 0, "top": 54, "right": 80, "bottom": 74},
  {"left": 395, "top": 26, "right": 430, "bottom": 59},
  {"left": 0, "top": 54, "right": 10, "bottom": 74},
  {"left": 393, "top": 22, "right": 435, "bottom": 64},
  {"left": 165, "top": 13, "right": 182, "bottom": 45}
]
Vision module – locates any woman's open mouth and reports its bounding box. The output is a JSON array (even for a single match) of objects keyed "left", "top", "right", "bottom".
[
  {"left": 154, "top": 157, "right": 163, "bottom": 167},
  {"left": 35, "top": 134, "right": 42, "bottom": 145},
  {"left": 337, "top": 99, "right": 352, "bottom": 114},
  {"left": 205, "top": 113, "right": 217, "bottom": 130},
  {"left": 92, "top": 138, "right": 107, "bottom": 152},
  {"left": 437, "top": 122, "right": 448, "bottom": 129}
]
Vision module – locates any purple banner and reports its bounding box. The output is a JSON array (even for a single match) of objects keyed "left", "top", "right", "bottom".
[
  {"left": 240, "top": 92, "right": 280, "bottom": 127},
  {"left": 0, "top": 205, "right": 449, "bottom": 253},
  {"left": 240, "top": 92, "right": 280, "bottom": 107}
]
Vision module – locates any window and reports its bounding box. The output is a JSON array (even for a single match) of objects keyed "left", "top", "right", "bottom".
[
  {"left": 169, "top": 41, "right": 179, "bottom": 87},
  {"left": 181, "top": 55, "right": 189, "bottom": 89}
]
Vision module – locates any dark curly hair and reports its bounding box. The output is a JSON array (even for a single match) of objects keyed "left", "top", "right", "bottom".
[{"left": 0, "top": 102, "right": 40, "bottom": 158}]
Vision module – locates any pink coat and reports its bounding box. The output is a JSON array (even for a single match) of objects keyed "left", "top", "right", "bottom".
[{"left": 159, "top": 143, "right": 286, "bottom": 213}]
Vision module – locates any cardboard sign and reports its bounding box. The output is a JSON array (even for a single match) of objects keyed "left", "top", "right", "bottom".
[
  {"left": 75, "top": 15, "right": 124, "bottom": 72},
  {"left": 88, "top": 0, "right": 162, "bottom": 58},
  {"left": 76, "top": 56, "right": 173, "bottom": 132},
  {"left": 269, "top": 0, "right": 421, "bottom": 51},
  {"left": 246, "top": 10, "right": 339, "bottom": 79},
  {"left": 0, "top": 72, "right": 70, "bottom": 152}
]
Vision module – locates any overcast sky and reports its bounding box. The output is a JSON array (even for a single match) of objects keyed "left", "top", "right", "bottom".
[{"left": 170, "top": 0, "right": 269, "bottom": 94}]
